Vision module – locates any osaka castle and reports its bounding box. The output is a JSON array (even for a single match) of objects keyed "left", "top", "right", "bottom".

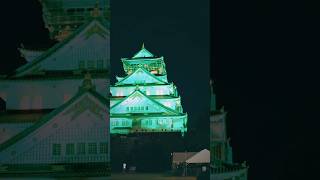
[
  {"left": 110, "top": 44, "right": 188, "bottom": 135},
  {"left": 0, "top": 0, "right": 110, "bottom": 176},
  {"left": 210, "top": 80, "right": 248, "bottom": 180}
]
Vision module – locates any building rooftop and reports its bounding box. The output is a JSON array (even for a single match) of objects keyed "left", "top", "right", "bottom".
[{"left": 0, "top": 110, "right": 52, "bottom": 123}]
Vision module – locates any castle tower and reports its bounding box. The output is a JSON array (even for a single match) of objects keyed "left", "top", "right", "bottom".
[
  {"left": 110, "top": 44, "right": 188, "bottom": 135},
  {"left": 39, "top": 0, "right": 110, "bottom": 41},
  {"left": 210, "top": 80, "right": 231, "bottom": 164},
  {"left": 210, "top": 80, "right": 248, "bottom": 179}
]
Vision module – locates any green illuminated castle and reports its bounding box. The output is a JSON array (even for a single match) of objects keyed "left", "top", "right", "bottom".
[{"left": 110, "top": 44, "right": 188, "bottom": 135}]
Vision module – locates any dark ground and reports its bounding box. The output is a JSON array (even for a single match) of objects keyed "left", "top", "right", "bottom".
[{"left": 111, "top": 133, "right": 199, "bottom": 172}]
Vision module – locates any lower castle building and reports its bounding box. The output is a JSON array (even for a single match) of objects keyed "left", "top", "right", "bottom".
[
  {"left": 0, "top": 75, "right": 110, "bottom": 176},
  {"left": 210, "top": 80, "right": 248, "bottom": 180}
]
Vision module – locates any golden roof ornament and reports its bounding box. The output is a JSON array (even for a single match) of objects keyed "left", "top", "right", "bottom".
[
  {"left": 80, "top": 72, "right": 95, "bottom": 91},
  {"left": 57, "top": 25, "right": 71, "bottom": 41},
  {"left": 91, "top": 1, "right": 101, "bottom": 17}
]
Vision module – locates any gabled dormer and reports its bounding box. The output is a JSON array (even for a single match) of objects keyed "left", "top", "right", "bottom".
[
  {"left": 132, "top": 43, "right": 155, "bottom": 58},
  {"left": 13, "top": 18, "right": 110, "bottom": 78},
  {"left": 110, "top": 88, "right": 181, "bottom": 116},
  {"left": 115, "top": 67, "right": 168, "bottom": 86},
  {"left": 121, "top": 44, "right": 166, "bottom": 76}
]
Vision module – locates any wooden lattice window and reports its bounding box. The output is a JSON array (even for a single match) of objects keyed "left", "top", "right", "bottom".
[
  {"left": 52, "top": 144, "right": 61, "bottom": 156},
  {"left": 66, "top": 143, "right": 75, "bottom": 155},
  {"left": 88, "top": 143, "right": 97, "bottom": 154},
  {"left": 99, "top": 142, "right": 108, "bottom": 154}
]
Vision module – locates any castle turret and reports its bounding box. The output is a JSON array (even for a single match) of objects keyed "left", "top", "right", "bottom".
[
  {"left": 210, "top": 80, "right": 248, "bottom": 179},
  {"left": 39, "top": 0, "right": 110, "bottom": 41}
]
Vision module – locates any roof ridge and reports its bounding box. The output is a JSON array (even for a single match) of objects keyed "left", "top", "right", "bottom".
[
  {"left": 13, "top": 18, "right": 109, "bottom": 77},
  {"left": 110, "top": 89, "right": 182, "bottom": 115},
  {"left": 132, "top": 44, "right": 155, "bottom": 58},
  {"left": 115, "top": 67, "right": 167, "bottom": 86},
  {"left": 0, "top": 89, "right": 107, "bottom": 152}
]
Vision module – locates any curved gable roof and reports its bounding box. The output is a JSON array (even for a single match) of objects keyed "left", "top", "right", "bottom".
[
  {"left": 115, "top": 67, "right": 168, "bottom": 86},
  {"left": 13, "top": 18, "right": 109, "bottom": 78}
]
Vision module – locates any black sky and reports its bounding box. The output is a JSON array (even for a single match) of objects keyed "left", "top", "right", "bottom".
[
  {"left": 214, "top": 0, "right": 320, "bottom": 179},
  {"left": 0, "top": 1, "right": 55, "bottom": 75}
]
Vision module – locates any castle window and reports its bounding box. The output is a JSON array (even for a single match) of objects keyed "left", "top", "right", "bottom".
[
  {"left": 77, "top": 143, "right": 86, "bottom": 155},
  {"left": 97, "top": 60, "right": 104, "bottom": 69},
  {"left": 88, "top": 143, "right": 97, "bottom": 154},
  {"left": 99, "top": 142, "right": 108, "bottom": 154},
  {"left": 122, "top": 120, "right": 128, "bottom": 126},
  {"left": 66, "top": 143, "right": 75, "bottom": 155},
  {"left": 79, "top": 60, "right": 85, "bottom": 69},
  {"left": 52, "top": 144, "right": 61, "bottom": 156},
  {"left": 116, "top": 91, "right": 123, "bottom": 96},
  {"left": 67, "top": 8, "right": 76, "bottom": 13},
  {"left": 0, "top": 97, "right": 6, "bottom": 112},
  {"left": 87, "top": 60, "right": 95, "bottom": 69},
  {"left": 76, "top": 8, "right": 85, "bottom": 12}
]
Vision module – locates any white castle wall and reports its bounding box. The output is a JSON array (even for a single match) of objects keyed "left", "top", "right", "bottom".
[
  {"left": 0, "top": 78, "right": 108, "bottom": 110},
  {"left": 0, "top": 94, "right": 109, "bottom": 164},
  {"left": 0, "top": 123, "right": 33, "bottom": 144},
  {"left": 39, "top": 34, "right": 110, "bottom": 71}
]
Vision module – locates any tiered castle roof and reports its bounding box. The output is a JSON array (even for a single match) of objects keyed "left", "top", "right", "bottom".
[{"left": 110, "top": 45, "right": 187, "bottom": 135}]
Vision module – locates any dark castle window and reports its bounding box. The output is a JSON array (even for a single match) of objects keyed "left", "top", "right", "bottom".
[{"left": 0, "top": 97, "right": 6, "bottom": 112}]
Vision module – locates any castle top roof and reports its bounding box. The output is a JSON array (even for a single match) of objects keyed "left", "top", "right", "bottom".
[{"left": 132, "top": 43, "right": 155, "bottom": 59}]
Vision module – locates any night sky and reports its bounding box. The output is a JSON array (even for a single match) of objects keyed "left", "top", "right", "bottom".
[
  {"left": 214, "top": 0, "right": 320, "bottom": 179},
  {"left": 1, "top": 0, "right": 319, "bottom": 179},
  {"left": 0, "top": 1, "right": 55, "bottom": 75}
]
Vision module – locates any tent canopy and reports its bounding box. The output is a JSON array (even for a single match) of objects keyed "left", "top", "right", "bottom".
[
  {"left": 186, "top": 149, "right": 210, "bottom": 164},
  {"left": 172, "top": 152, "right": 197, "bottom": 164}
]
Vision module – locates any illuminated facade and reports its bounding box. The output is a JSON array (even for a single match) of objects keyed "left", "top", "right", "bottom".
[
  {"left": 0, "top": 76, "right": 110, "bottom": 176},
  {"left": 0, "top": 0, "right": 110, "bottom": 176},
  {"left": 110, "top": 45, "right": 188, "bottom": 135},
  {"left": 210, "top": 80, "right": 248, "bottom": 180}
]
